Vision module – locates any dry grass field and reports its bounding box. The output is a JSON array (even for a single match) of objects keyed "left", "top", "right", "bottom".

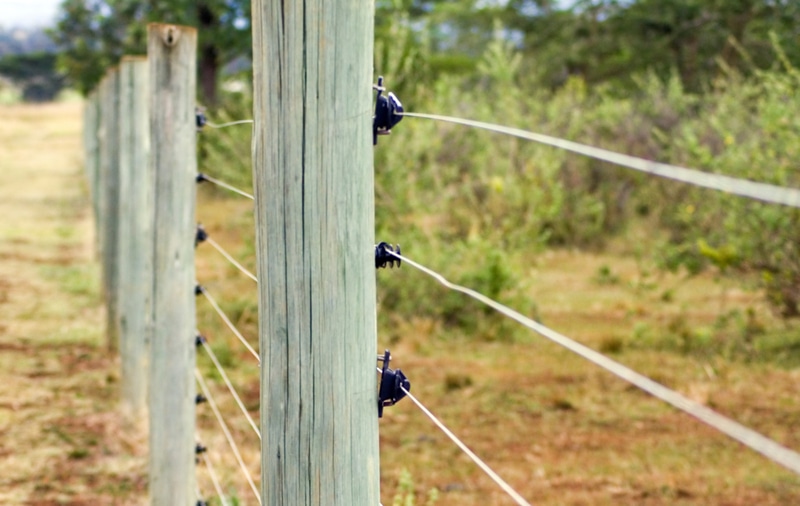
[
  {"left": 0, "top": 101, "right": 147, "bottom": 505},
  {"left": 1, "top": 101, "right": 798, "bottom": 505}
]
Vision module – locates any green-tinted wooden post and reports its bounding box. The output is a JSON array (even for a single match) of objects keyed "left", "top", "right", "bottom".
[
  {"left": 83, "top": 89, "right": 101, "bottom": 242},
  {"left": 98, "top": 67, "right": 121, "bottom": 352},
  {"left": 147, "top": 23, "right": 198, "bottom": 506},
  {"left": 118, "top": 56, "right": 152, "bottom": 424},
  {"left": 251, "top": 1, "right": 379, "bottom": 504}
]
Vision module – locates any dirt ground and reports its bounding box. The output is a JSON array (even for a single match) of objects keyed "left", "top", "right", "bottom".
[{"left": 0, "top": 102, "right": 147, "bottom": 505}]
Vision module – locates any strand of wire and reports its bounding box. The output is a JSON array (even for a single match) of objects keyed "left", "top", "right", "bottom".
[
  {"left": 198, "top": 286, "right": 260, "bottom": 362},
  {"left": 401, "top": 384, "right": 531, "bottom": 506},
  {"left": 206, "top": 119, "right": 254, "bottom": 129},
  {"left": 375, "top": 364, "right": 530, "bottom": 505},
  {"left": 401, "top": 112, "right": 800, "bottom": 209},
  {"left": 201, "top": 452, "right": 229, "bottom": 506},
  {"left": 388, "top": 250, "right": 800, "bottom": 476},
  {"left": 198, "top": 173, "right": 255, "bottom": 200},
  {"left": 200, "top": 339, "right": 261, "bottom": 440},
  {"left": 205, "top": 236, "right": 258, "bottom": 283},
  {"left": 196, "top": 369, "right": 262, "bottom": 504}
]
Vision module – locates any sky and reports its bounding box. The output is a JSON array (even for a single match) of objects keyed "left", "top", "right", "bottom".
[{"left": 0, "top": 0, "right": 61, "bottom": 28}]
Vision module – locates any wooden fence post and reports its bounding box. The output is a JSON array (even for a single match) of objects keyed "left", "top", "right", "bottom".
[
  {"left": 251, "top": 2, "right": 379, "bottom": 504},
  {"left": 147, "top": 23, "right": 198, "bottom": 505},
  {"left": 117, "top": 56, "right": 151, "bottom": 424},
  {"left": 82, "top": 89, "right": 100, "bottom": 232},
  {"left": 98, "top": 67, "right": 121, "bottom": 352}
]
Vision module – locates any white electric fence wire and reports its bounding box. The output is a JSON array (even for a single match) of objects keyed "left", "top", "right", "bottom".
[
  {"left": 201, "top": 339, "right": 262, "bottom": 440},
  {"left": 389, "top": 250, "right": 800, "bottom": 476},
  {"left": 378, "top": 361, "right": 529, "bottom": 505},
  {"left": 206, "top": 236, "right": 258, "bottom": 283},
  {"left": 202, "top": 453, "right": 229, "bottom": 506},
  {"left": 196, "top": 369, "right": 262, "bottom": 505},
  {"left": 401, "top": 385, "right": 532, "bottom": 506},
  {"left": 206, "top": 119, "right": 254, "bottom": 129},
  {"left": 401, "top": 112, "right": 800, "bottom": 209},
  {"left": 200, "top": 174, "right": 255, "bottom": 200},
  {"left": 199, "top": 286, "right": 261, "bottom": 363}
]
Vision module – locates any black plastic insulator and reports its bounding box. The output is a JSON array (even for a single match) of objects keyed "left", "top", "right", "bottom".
[
  {"left": 196, "top": 108, "right": 207, "bottom": 130},
  {"left": 195, "top": 394, "right": 207, "bottom": 405},
  {"left": 195, "top": 335, "right": 207, "bottom": 347},
  {"left": 195, "top": 443, "right": 207, "bottom": 455},
  {"left": 195, "top": 224, "right": 208, "bottom": 247},
  {"left": 195, "top": 284, "right": 203, "bottom": 296},
  {"left": 377, "top": 349, "right": 410, "bottom": 417},
  {"left": 373, "top": 76, "right": 403, "bottom": 145},
  {"left": 375, "top": 242, "right": 401, "bottom": 269}
]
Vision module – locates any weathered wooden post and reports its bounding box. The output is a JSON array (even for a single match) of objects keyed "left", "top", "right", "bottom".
[
  {"left": 147, "top": 23, "right": 198, "bottom": 505},
  {"left": 251, "top": 2, "right": 379, "bottom": 504},
  {"left": 83, "top": 89, "right": 102, "bottom": 248},
  {"left": 98, "top": 67, "right": 121, "bottom": 352},
  {"left": 117, "top": 56, "right": 151, "bottom": 424}
]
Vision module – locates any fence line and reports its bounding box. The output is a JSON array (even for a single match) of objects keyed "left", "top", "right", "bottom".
[
  {"left": 401, "top": 112, "right": 800, "bottom": 208},
  {"left": 197, "top": 285, "right": 260, "bottom": 362},
  {"left": 196, "top": 368, "right": 262, "bottom": 504},
  {"left": 200, "top": 339, "right": 262, "bottom": 440},
  {"left": 400, "top": 384, "right": 531, "bottom": 506},
  {"left": 194, "top": 110, "right": 260, "bottom": 502},
  {"left": 206, "top": 119, "right": 254, "bottom": 129},
  {"left": 82, "top": 25, "right": 800, "bottom": 503},
  {"left": 388, "top": 250, "right": 800, "bottom": 476},
  {"left": 197, "top": 172, "right": 255, "bottom": 200},
  {"left": 201, "top": 452, "right": 229, "bottom": 506},
  {"left": 203, "top": 236, "right": 258, "bottom": 283}
]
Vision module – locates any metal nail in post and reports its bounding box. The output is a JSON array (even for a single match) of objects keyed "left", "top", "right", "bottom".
[
  {"left": 377, "top": 349, "right": 410, "bottom": 417},
  {"left": 373, "top": 76, "right": 404, "bottom": 145}
]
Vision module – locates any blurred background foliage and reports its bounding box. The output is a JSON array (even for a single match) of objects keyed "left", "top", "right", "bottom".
[{"left": 48, "top": 0, "right": 800, "bottom": 341}]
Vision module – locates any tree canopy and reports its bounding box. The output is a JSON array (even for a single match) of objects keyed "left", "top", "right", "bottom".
[
  {"left": 52, "top": 1, "right": 800, "bottom": 99},
  {"left": 50, "top": 0, "right": 250, "bottom": 102}
]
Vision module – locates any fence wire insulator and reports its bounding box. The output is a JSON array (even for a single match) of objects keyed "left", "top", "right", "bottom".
[
  {"left": 195, "top": 334, "right": 207, "bottom": 347},
  {"left": 196, "top": 108, "right": 207, "bottom": 131},
  {"left": 196, "top": 172, "right": 208, "bottom": 184},
  {"left": 195, "top": 443, "right": 207, "bottom": 455},
  {"left": 195, "top": 394, "right": 207, "bottom": 405},
  {"left": 377, "top": 349, "right": 410, "bottom": 418},
  {"left": 373, "top": 76, "right": 404, "bottom": 145},
  {"left": 195, "top": 284, "right": 203, "bottom": 296},
  {"left": 196, "top": 501, "right": 209, "bottom": 506},
  {"left": 375, "top": 242, "right": 401, "bottom": 269},
  {"left": 195, "top": 224, "right": 208, "bottom": 247}
]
